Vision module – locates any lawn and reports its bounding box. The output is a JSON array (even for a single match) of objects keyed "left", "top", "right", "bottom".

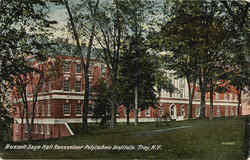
[{"left": 1, "top": 118, "right": 247, "bottom": 160}]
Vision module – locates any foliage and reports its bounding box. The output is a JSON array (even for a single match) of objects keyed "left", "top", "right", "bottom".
[
  {"left": 61, "top": 0, "right": 100, "bottom": 132},
  {"left": 0, "top": 0, "right": 56, "bottom": 84},
  {"left": 12, "top": 57, "right": 61, "bottom": 141},
  {"left": 92, "top": 79, "right": 112, "bottom": 128},
  {"left": 119, "top": 36, "right": 158, "bottom": 114},
  {"left": 0, "top": 0, "right": 56, "bottom": 140},
  {"left": 149, "top": 0, "right": 249, "bottom": 119}
]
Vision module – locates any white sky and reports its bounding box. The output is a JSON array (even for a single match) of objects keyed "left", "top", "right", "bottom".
[{"left": 48, "top": 3, "right": 69, "bottom": 38}]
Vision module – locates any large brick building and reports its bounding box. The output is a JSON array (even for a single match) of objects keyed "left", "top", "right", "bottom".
[{"left": 11, "top": 55, "right": 241, "bottom": 141}]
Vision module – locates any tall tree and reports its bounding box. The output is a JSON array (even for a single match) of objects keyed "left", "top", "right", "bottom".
[
  {"left": 0, "top": 0, "right": 56, "bottom": 139},
  {"left": 92, "top": 0, "right": 128, "bottom": 128},
  {"left": 63, "top": 0, "right": 100, "bottom": 132},
  {"left": 151, "top": 0, "right": 246, "bottom": 119},
  {"left": 0, "top": 0, "right": 55, "bottom": 84},
  {"left": 13, "top": 57, "right": 60, "bottom": 141},
  {"left": 119, "top": 35, "right": 158, "bottom": 125}
]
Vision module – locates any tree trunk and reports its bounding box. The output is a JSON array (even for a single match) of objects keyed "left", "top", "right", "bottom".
[
  {"left": 188, "top": 94, "right": 193, "bottom": 119},
  {"left": 199, "top": 69, "right": 208, "bottom": 119},
  {"left": 82, "top": 72, "right": 89, "bottom": 133},
  {"left": 24, "top": 103, "right": 32, "bottom": 141},
  {"left": 21, "top": 117, "right": 24, "bottom": 141},
  {"left": 209, "top": 79, "right": 214, "bottom": 119},
  {"left": 110, "top": 102, "right": 115, "bottom": 128},
  {"left": 134, "top": 86, "right": 138, "bottom": 125},
  {"left": 200, "top": 89, "right": 206, "bottom": 119},
  {"left": 64, "top": 0, "right": 99, "bottom": 133},
  {"left": 237, "top": 89, "right": 242, "bottom": 116},
  {"left": 187, "top": 79, "right": 192, "bottom": 119},
  {"left": 126, "top": 106, "right": 130, "bottom": 125},
  {"left": 187, "top": 76, "right": 196, "bottom": 119}
]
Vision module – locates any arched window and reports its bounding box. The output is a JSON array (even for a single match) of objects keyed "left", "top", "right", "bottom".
[{"left": 180, "top": 104, "right": 185, "bottom": 116}]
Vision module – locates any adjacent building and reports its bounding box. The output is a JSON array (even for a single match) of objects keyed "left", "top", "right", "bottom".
[{"left": 11, "top": 55, "right": 241, "bottom": 141}]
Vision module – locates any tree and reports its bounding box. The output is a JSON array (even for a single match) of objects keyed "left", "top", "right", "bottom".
[
  {"left": 0, "top": 84, "right": 12, "bottom": 143},
  {"left": 0, "top": 0, "right": 56, "bottom": 140},
  {"left": 89, "top": 0, "right": 129, "bottom": 128},
  {"left": 119, "top": 35, "right": 158, "bottom": 125},
  {"left": 92, "top": 79, "right": 112, "bottom": 128},
  {"left": 63, "top": 0, "right": 100, "bottom": 133},
  {"left": 118, "top": 0, "right": 159, "bottom": 125},
  {"left": 0, "top": 0, "right": 55, "bottom": 84},
  {"left": 13, "top": 57, "right": 60, "bottom": 141},
  {"left": 151, "top": 0, "right": 246, "bottom": 119},
  {"left": 218, "top": 0, "right": 250, "bottom": 115}
]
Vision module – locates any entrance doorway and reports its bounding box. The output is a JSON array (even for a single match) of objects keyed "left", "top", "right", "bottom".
[{"left": 169, "top": 104, "right": 177, "bottom": 120}]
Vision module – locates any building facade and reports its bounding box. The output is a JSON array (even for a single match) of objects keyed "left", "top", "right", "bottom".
[
  {"left": 11, "top": 55, "right": 241, "bottom": 141},
  {"left": 242, "top": 87, "right": 250, "bottom": 115}
]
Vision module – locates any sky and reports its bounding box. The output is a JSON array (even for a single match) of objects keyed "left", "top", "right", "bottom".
[
  {"left": 48, "top": 3, "right": 69, "bottom": 38},
  {"left": 47, "top": 0, "right": 250, "bottom": 39}
]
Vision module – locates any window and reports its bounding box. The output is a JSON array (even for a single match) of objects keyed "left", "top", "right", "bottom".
[
  {"left": 44, "top": 124, "right": 47, "bottom": 135},
  {"left": 36, "top": 106, "right": 39, "bottom": 116},
  {"left": 88, "top": 67, "right": 93, "bottom": 83},
  {"left": 225, "top": 106, "right": 228, "bottom": 117},
  {"left": 30, "top": 107, "right": 34, "bottom": 116},
  {"left": 159, "top": 109, "right": 164, "bottom": 117},
  {"left": 75, "top": 80, "right": 81, "bottom": 92},
  {"left": 16, "top": 123, "right": 19, "bottom": 133},
  {"left": 47, "top": 103, "right": 50, "bottom": 116},
  {"left": 230, "top": 106, "right": 233, "bottom": 116},
  {"left": 179, "top": 79, "right": 185, "bottom": 88},
  {"left": 63, "top": 79, "right": 70, "bottom": 91},
  {"left": 230, "top": 94, "right": 233, "bottom": 101},
  {"left": 195, "top": 106, "right": 200, "bottom": 118},
  {"left": 48, "top": 81, "right": 51, "bottom": 91},
  {"left": 24, "top": 108, "right": 27, "bottom": 116},
  {"left": 145, "top": 108, "right": 150, "bottom": 117},
  {"left": 25, "top": 124, "right": 28, "bottom": 133},
  {"left": 179, "top": 89, "right": 184, "bottom": 98},
  {"left": 35, "top": 124, "right": 38, "bottom": 134},
  {"left": 215, "top": 92, "right": 219, "bottom": 100},
  {"left": 101, "top": 64, "right": 106, "bottom": 75},
  {"left": 63, "top": 62, "right": 70, "bottom": 73},
  {"left": 64, "top": 104, "right": 70, "bottom": 115},
  {"left": 216, "top": 106, "right": 220, "bottom": 117},
  {"left": 41, "top": 104, "right": 45, "bottom": 116},
  {"left": 76, "top": 63, "right": 81, "bottom": 73},
  {"left": 180, "top": 105, "right": 185, "bottom": 116},
  {"left": 169, "top": 91, "right": 173, "bottom": 98},
  {"left": 46, "top": 124, "right": 50, "bottom": 135},
  {"left": 123, "top": 109, "right": 127, "bottom": 117},
  {"left": 224, "top": 93, "right": 227, "bottom": 100},
  {"left": 75, "top": 104, "right": 81, "bottom": 115},
  {"left": 88, "top": 103, "right": 94, "bottom": 115},
  {"left": 42, "top": 81, "right": 46, "bottom": 92},
  {"left": 40, "top": 124, "right": 44, "bottom": 134},
  {"left": 195, "top": 91, "right": 199, "bottom": 99}
]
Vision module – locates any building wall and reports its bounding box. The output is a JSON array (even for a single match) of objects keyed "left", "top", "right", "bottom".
[
  {"left": 242, "top": 88, "right": 250, "bottom": 115},
  {"left": 11, "top": 55, "right": 241, "bottom": 141}
]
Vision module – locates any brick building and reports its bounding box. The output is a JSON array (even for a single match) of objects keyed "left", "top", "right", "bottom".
[{"left": 11, "top": 55, "right": 240, "bottom": 141}]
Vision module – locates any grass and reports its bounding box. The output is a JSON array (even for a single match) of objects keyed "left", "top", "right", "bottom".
[{"left": 1, "top": 118, "right": 247, "bottom": 160}]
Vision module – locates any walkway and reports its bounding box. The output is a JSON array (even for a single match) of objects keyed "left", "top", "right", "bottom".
[{"left": 136, "top": 126, "right": 192, "bottom": 136}]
